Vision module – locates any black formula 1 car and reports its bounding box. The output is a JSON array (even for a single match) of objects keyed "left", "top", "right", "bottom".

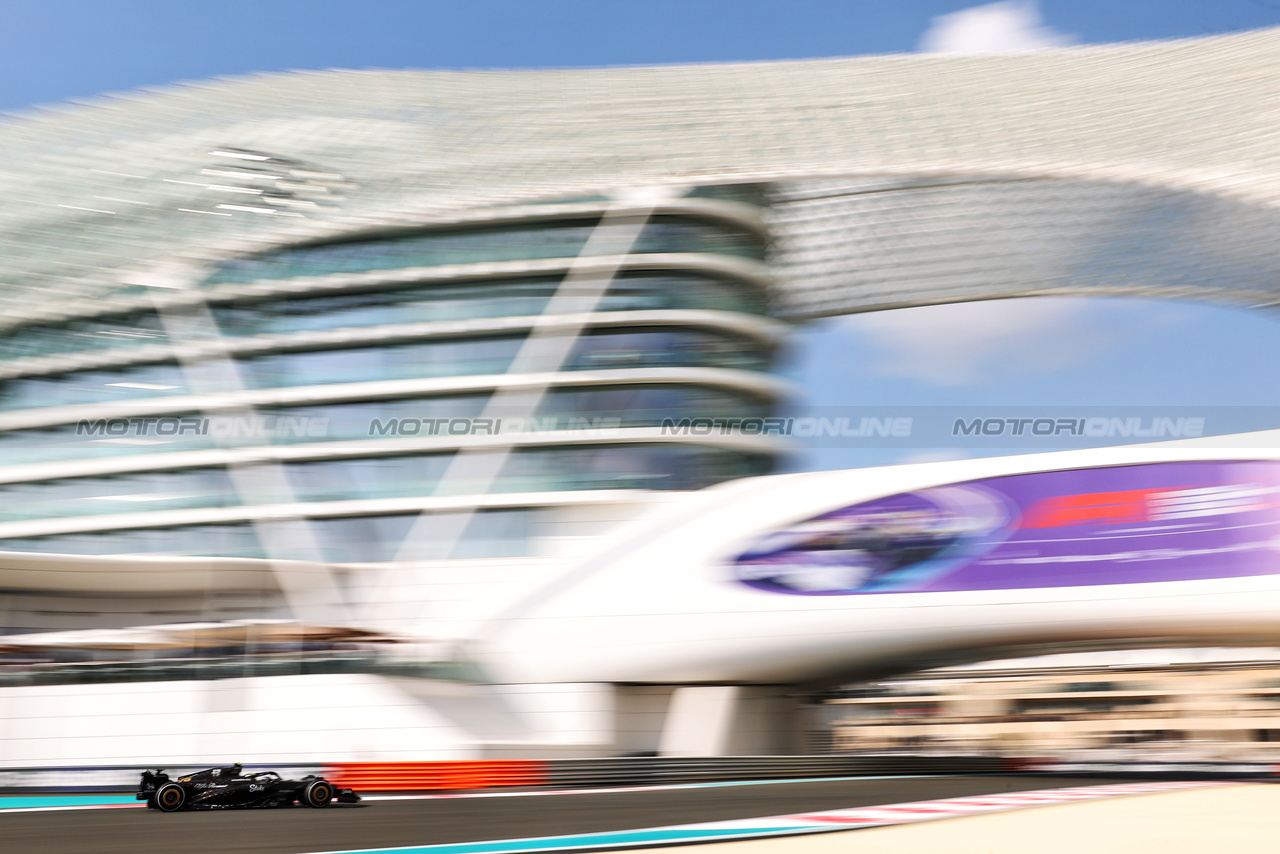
[{"left": 137, "top": 764, "right": 360, "bottom": 812}]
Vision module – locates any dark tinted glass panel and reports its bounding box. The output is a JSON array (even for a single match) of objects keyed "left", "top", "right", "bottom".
[
  {"left": 206, "top": 221, "right": 602, "bottom": 285},
  {"left": 0, "top": 510, "right": 543, "bottom": 561},
  {"left": 204, "top": 216, "right": 763, "bottom": 285},
  {"left": 241, "top": 337, "right": 524, "bottom": 389},
  {"left": 0, "top": 445, "right": 772, "bottom": 521},
  {"left": 0, "top": 363, "right": 189, "bottom": 411},
  {"left": 684, "top": 184, "right": 768, "bottom": 206},
  {"left": 567, "top": 327, "right": 768, "bottom": 372},
  {"left": 0, "top": 338, "right": 525, "bottom": 410},
  {"left": 634, "top": 216, "right": 765, "bottom": 260},
  {"left": 0, "top": 312, "right": 166, "bottom": 362},
  {"left": 0, "top": 469, "right": 239, "bottom": 521},
  {"left": 211, "top": 272, "right": 767, "bottom": 337},
  {"left": 0, "top": 269, "right": 764, "bottom": 367},
  {"left": 538, "top": 384, "right": 769, "bottom": 424},
  {"left": 0, "top": 325, "right": 765, "bottom": 411},
  {"left": 498, "top": 445, "right": 771, "bottom": 493},
  {"left": 214, "top": 279, "right": 560, "bottom": 335}
]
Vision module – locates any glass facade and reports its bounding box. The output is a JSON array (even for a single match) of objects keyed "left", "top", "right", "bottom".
[
  {"left": 0, "top": 327, "right": 766, "bottom": 411},
  {"left": 0, "top": 312, "right": 168, "bottom": 362},
  {"left": 0, "top": 384, "right": 769, "bottom": 464},
  {"left": 0, "top": 196, "right": 781, "bottom": 563},
  {"left": 214, "top": 272, "right": 767, "bottom": 335},
  {"left": 0, "top": 445, "right": 771, "bottom": 522},
  {"left": 0, "top": 509, "right": 544, "bottom": 561},
  {"left": 0, "top": 271, "right": 766, "bottom": 365},
  {"left": 204, "top": 216, "right": 765, "bottom": 286}
]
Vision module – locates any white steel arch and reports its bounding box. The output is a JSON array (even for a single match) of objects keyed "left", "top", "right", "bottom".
[{"left": 1, "top": 29, "right": 1280, "bottom": 319}]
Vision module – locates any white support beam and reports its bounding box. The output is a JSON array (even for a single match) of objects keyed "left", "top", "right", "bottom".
[
  {"left": 360, "top": 188, "right": 685, "bottom": 633},
  {"left": 136, "top": 268, "right": 350, "bottom": 627}
]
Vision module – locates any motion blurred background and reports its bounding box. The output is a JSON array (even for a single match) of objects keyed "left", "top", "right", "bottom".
[{"left": 4, "top": 0, "right": 1280, "bottom": 769}]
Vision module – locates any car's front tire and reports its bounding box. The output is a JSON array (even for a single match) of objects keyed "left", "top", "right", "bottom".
[
  {"left": 302, "top": 779, "right": 333, "bottom": 808},
  {"left": 154, "top": 783, "right": 186, "bottom": 812}
]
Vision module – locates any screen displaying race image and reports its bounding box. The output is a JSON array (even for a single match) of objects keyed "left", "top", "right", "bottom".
[{"left": 733, "top": 461, "right": 1280, "bottom": 595}]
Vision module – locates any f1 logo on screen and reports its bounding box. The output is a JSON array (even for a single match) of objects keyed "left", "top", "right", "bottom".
[{"left": 1021, "top": 483, "right": 1274, "bottom": 528}]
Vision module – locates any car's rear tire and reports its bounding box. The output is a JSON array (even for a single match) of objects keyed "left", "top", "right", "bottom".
[
  {"left": 154, "top": 783, "right": 186, "bottom": 812},
  {"left": 302, "top": 779, "right": 333, "bottom": 808}
]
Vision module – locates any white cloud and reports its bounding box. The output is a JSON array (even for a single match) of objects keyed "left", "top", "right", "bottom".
[
  {"left": 835, "top": 298, "right": 1103, "bottom": 386},
  {"left": 918, "top": 1, "right": 1074, "bottom": 54}
]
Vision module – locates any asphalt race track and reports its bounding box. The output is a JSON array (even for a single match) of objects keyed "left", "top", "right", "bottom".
[{"left": 4, "top": 776, "right": 1106, "bottom": 854}]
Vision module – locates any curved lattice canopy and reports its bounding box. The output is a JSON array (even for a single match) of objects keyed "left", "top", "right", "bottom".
[{"left": 1, "top": 28, "right": 1280, "bottom": 320}]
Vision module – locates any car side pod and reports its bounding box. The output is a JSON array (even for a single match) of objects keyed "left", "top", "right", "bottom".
[{"left": 302, "top": 778, "right": 333, "bottom": 808}]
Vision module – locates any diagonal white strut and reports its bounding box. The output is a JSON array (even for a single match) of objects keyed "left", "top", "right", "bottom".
[
  {"left": 360, "top": 187, "right": 684, "bottom": 632},
  {"left": 137, "top": 267, "right": 350, "bottom": 627}
]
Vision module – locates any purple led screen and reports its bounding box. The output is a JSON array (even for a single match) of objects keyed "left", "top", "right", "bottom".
[{"left": 734, "top": 461, "right": 1280, "bottom": 595}]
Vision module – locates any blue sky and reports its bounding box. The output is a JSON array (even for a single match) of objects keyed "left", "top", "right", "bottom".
[
  {"left": 3, "top": 0, "right": 1279, "bottom": 471},
  {"left": 3, "top": 0, "right": 1280, "bottom": 111}
]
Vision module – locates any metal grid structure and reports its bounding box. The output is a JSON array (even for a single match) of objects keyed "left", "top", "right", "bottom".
[
  {"left": 766, "top": 175, "right": 1280, "bottom": 317},
  {"left": 0, "top": 28, "right": 1279, "bottom": 321}
]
